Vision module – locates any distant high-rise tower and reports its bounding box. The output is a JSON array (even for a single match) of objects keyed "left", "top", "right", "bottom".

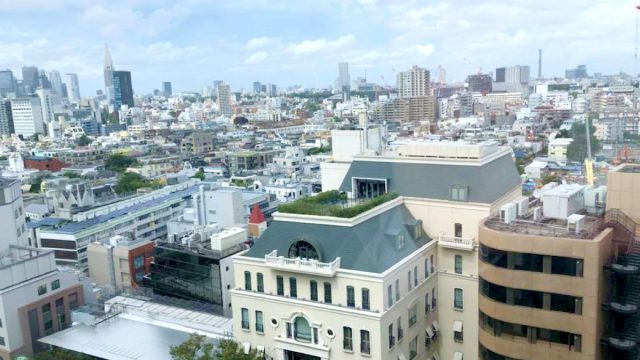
[
  {"left": 538, "top": 49, "right": 542, "bottom": 79},
  {"left": 0, "top": 70, "right": 14, "bottom": 97},
  {"left": 65, "top": 73, "right": 81, "bottom": 102},
  {"left": 216, "top": 82, "right": 232, "bottom": 116},
  {"left": 338, "top": 62, "right": 350, "bottom": 91},
  {"left": 0, "top": 100, "right": 14, "bottom": 135},
  {"left": 397, "top": 65, "right": 430, "bottom": 98},
  {"left": 48, "top": 70, "right": 64, "bottom": 97},
  {"left": 112, "top": 71, "right": 134, "bottom": 109},
  {"left": 438, "top": 65, "right": 446, "bottom": 84},
  {"left": 104, "top": 43, "right": 115, "bottom": 105},
  {"left": 162, "top": 81, "right": 172, "bottom": 97},
  {"left": 21, "top": 66, "right": 39, "bottom": 94}
]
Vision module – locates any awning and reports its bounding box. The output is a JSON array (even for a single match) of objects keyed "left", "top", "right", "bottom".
[
  {"left": 256, "top": 345, "right": 265, "bottom": 355},
  {"left": 454, "top": 351, "right": 463, "bottom": 360},
  {"left": 453, "top": 320, "right": 463, "bottom": 332},
  {"left": 426, "top": 326, "right": 434, "bottom": 338},
  {"left": 432, "top": 320, "right": 440, "bottom": 332},
  {"left": 242, "top": 342, "right": 251, "bottom": 354}
]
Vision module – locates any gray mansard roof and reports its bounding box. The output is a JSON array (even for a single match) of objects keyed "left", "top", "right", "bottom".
[
  {"left": 339, "top": 153, "right": 521, "bottom": 204},
  {"left": 244, "top": 204, "right": 430, "bottom": 273}
]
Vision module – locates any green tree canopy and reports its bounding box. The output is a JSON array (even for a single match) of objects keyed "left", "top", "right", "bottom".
[
  {"left": 105, "top": 154, "right": 140, "bottom": 173},
  {"left": 114, "top": 172, "right": 160, "bottom": 194},
  {"left": 34, "top": 348, "right": 93, "bottom": 360},
  {"left": 170, "top": 335, "right": 260, "bottom": 360},
  {"left": 63, "top": 171, "right": 81, "bottom": 179},
  {"left": 192, "top": 168, "right": 205, "bottom": 181},
  {"left": 76, "top": 134, "right": 92, "bottom": 147}
]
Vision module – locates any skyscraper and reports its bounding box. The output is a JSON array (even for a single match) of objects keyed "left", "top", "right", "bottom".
[
  {"left": 48, "top": 70, "right": 64, "bottom": 97},
  {"left": 0, "top": 100, "right": 14, "bottom": 135},
  {"left": 216, "top": 82, "right": 232, "bottom": 116},
  {"left": 65, "top": 73, "right": 81, "bottom": 102},
  {"left": 21, "top": 66, "right": 39, "bottom": 93},
  {"left": 493, "top": 65, "right": 530, "bottom": 93},
  {"left": 338, "top": 62, "right": 350, "bottom": 91},
  {"left": 38, "top": 70, "right": 51, "bottom": 90},
  {"left": 253, "top": 81, "right": 262, "bottom": 94},
  {"left": 162, "top": 81, "right": 172, "bottom": 97},
  {"left": 10, "top": 96, "right": 45, "bottom": 137},
  {"left": 104, "top": 43, "right": 115, "bottom": 105},
  {"left": 112, "top": 71, "right": 134, "bottom": 109},
  {"left": 35, "top": 88, "right": 55, "bottom": 127},
  {"left": 0, "top": 70, "right": 14, "bottom": 97},
  {"left": 397, "top": 65, "right": 430, "bottom": 98}
]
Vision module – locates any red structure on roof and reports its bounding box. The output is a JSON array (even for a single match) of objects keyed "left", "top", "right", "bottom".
[{"left": 249, "top": 203, "right": 265, "bottom": 224}]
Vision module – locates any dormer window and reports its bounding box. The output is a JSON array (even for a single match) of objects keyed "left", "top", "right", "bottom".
[
  {"left": 415, "top": 220, "right": 423, "bottom": 238},
  {"left": 450, "top": 184, "right": 468, "bottom": 202},
  {"left": 397, "top": 232, "right": 406, "bottom": 250},
  {"left": 288, "top": 240, "right": 320, "bottom": 260}
]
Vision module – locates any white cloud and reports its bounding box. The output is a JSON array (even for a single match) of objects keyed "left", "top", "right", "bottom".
[
  {"left": 415, "top": 44, "right": 435, "bottom": 56},
  {"left": 288, "top": 35, "right": 355, "bottom": 55},
  {"left": 245, "top": 51, "right": 268, "bottom": 64},
  {"left": 246, "top": 37, "right": 277, "bottom": 49}
]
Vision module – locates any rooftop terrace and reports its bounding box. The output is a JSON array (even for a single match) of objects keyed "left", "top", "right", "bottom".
[
  {"left": 484, "top": 214, "right": 603, "bottom": 240},
  {"left": 277, "top": 190, "right": 399, "bottom": 218}
]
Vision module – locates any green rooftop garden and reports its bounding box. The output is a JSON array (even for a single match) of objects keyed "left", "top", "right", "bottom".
[{"left": 278, "top": 190, "right": 399, "bottom": 218}]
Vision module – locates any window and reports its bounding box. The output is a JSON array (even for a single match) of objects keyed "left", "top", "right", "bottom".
[
  {"left": 69, "top": 292, "right": 78, "bottom": 309},
  {"left": 310, "top": 280, "right": 318, "bottom": 301},
  {"left": 395, "top": 279, "right": 400, "bottom": 301},
  {"left": 415, "top": 220, "right": 423, "bottom": 238},
  {"left": 43, "top": 303, "right": 53, "bottom": 335},
  {"left": 397, "top": 317, "right": 403, "bottom": 341},
  {"left": 414, "top": 266, "right": 418, "bottom": 286},
  {"left": 346, "top": 286, "right": 355, "bottom": 307},
  {"left": 430, "top": 254, "right": 435, "bottom": 273},
  {"left": 288, "top": 240, "right": 319, "bottom": 260},
  {"left": 51, "top": 279, "right": 60, "bottom": 290},
  {"left": 241, "top": 308, "right": 249, "bottom": 330},
  {"left": 450, "top": 185, "right": 468, "bottom": 202},
  {"left": 397, "top": 232, "right": 405, "bottom": 249},
  {"left": 277, "top": 276, "right": 284, "bottom": 296},
  {"left": 255, "top": 311, "right": 264, "bottom": 333},
  {"left": 0, "top": 336, "right": 4, "bottom": 346},
  {"left": 454, "top": 288, "right": 464, "bottom": 310},
  {"left": 409, "top": 303, "right": 417, "bottom": 327},
  {"left": 455, "top": 255, "right": 462, "bottom": 274},
  {"left": 424, "top": 293, "right": 430, "bottom": 314},
  {"left": 133, "top": 255, "right": 144, "bottom": 269},
  {"left": 289, "top": 278, "right": 297, "bottom": 298},
  {"left": 324, "top": 282, "right": 332, "bottom": 303},
  {"left": 389, "top": 323, "right": 395, "bottom": 348},
  {"left": 294, "top": 317, "right": 312, "bottom": 343},
  {"left": 343, "top": 326, "right": 353, "bottom": 351},
  {"left": 454, "top": 321, "right": 464, "bottom": 343},
  {"left": 257, "top": 273, "right": 264, "bottom": 293},
  {"left": 432, "top": 288, "right": 437, "bottom": 310},
  {"left": 37, "top": 284, "right": 47, "bottom": 296},
  {"left": 424, "top": 258, "right": 430, "bottom": 278},
  {"left": 408, "top": 271, "right": 412, "bottom": 290},
  {"left": 409, "top": 336, "right": 418, "bottom": 359},
  {"left": 244, "top": 271, "right": 252, "bottom": 291},
  {"left": 56, "top": 298, "right": 66, "bottom": 329},
  {"left": 387, "top": 285, "right": 393, "bottom": 307},
  {"left": 360, "top": 330, "right": 371, "bottom": 355},
  {"left": 362, "top": 288, "right": 370, "bottom": 310}
]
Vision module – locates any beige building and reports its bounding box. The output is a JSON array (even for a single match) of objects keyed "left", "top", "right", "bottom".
[
  {"left": 371, "top": 96, "right": 436, "bottom": 124},
  {"left": 126, "top": 155, "right": 181, "bottom": 179},
  {"left": 231, "top": 141, "right": 522, "bottom": 360},
  {"left": 87, "top": 235, "right": 154, "bottom": 291}
]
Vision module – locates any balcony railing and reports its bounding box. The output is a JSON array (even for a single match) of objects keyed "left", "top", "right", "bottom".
[
  {"left": 265, "top": 250, "right": 340, "bottom": 276},
  {"left": 438, "top": 235, "right": 474, "bottom": 251}
]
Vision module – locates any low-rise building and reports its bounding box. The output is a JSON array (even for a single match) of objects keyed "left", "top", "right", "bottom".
[
  {"left": 24, "top": 156, "right": 68, "bottom": 172},
  {"left": 548, "top": 137, "right": 573, "bottom": 161}
]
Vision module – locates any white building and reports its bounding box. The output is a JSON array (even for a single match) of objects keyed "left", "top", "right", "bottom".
[
  {"left": 65, "top": 73, "right": 81, "bottom": 103},
  {"left": 548, "top": 137, "right": 574, "bottom": 161},
  {"left": 397, "top": 65, "right": 430, "bottom": 98},
  {"left": 11, "top": 96, "right": 45, "bottom": 137},
  {"left": 232, "top": 141, "right": 522, "bottom": 360}
]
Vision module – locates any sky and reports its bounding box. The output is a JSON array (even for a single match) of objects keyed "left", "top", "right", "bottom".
[{"left": 0, "top": 0, "right": 638, "bottom": 96}]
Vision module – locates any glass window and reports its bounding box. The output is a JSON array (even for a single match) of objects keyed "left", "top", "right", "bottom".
[
  {"left": 133, "top": 255, "right": 144, "bottom": 269},
  {"left": 362, "top": 288, "right": 370, "bottom": 310},
  {"left": 289, "top": 278, "right": 297, "bottom": 298},
  {"left": 430, "top": 254, "right": 435, "bottom": 273},
  {"left": 347, "top": 286, "right": 355, "bottom": 307},
  {"left": 454, "top": 288, "right": 464, "bottom": 309},
  {"left": 408, "top": 271, "right": 412, "bottom": 290},
  {"left": 360, "top": 330, "right": 371, "bottom": 355},
  {"left": 51, "top": 279, "right": 60, "bottom": 290},
  {"left": 324, "top": 282, "right": 332, "bottom": 303},
  {"left": 409, "top": 336, "right": 418, "bottom": 359},
  {"left": 451, "top": 185, "right": 468, "bottom": 202},
  {"left": 432, "top": 287, "right": 437, "bottom": 310},
  {"left": 277, "top": 276, "right": 284, "bottom": 296},
  {"left": 397, "top": 232, "right": 405, "bottom": 249},
  {"left": 241, "top": 308, "right": 249, "bottom": 330},
  {"left": 294, "top": 317, "right": 312, "bottom": 342},
  {"left": 343, "top": 326, "right": 353, "bottom": 351},
  {"left": 388, "top": 323, "right": 394, "bottom": 348},
  {"left": 425, "top": 258, "right": 430, "bottom": 277},
  {"left": 409, "top": 303, "right": 417, "bottom": 326},
  {"left": 257, "top": 273, "right": 264, "bottom": 293},
  {"left": 413, "top": 266, "right": 418, "bottom": 286},
  {"left": 310, "top": 280, "right": 318, "bottom": 301},
  {"left": 454, "top": 324, "right": 464, "bottom": 343},
  {"left": 37, "top": 284, "right": 47, "bottom": 296},
  {"left": 244, "top": 271, "right": 252, "bottom": 291},
  {"left": 395, "top": 279, "right": 400, "bottom": 301},
  {"left": 424, "top": 293, "right": 430, "bottom": 314},
  {"left": 69, "top": 292, "right": 78, "bottom": 309},
  {"left": 0, "top": 336, "right": 4, "bottom": 346},
  {"left": 42, "top": 303, "right": 53, "bottom": 335},
  {"left": 455, "top": 255, "right": 462, "bottom": 274},
  {"left": 288, "top": 240, "right": 319, "bottom": 260},
  {"left": 387, "top": 285, "right": 393, "bottom": 307},
  {"left": 255, "top": 310, "right": 264, "bottom": 333},
  {"left": 397, "top": 317, "right": 403, "bottom": 341}
]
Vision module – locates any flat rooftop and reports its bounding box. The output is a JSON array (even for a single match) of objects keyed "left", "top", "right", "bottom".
[{"left": 484, "top": 215, "right": 603, "bottom": 240}]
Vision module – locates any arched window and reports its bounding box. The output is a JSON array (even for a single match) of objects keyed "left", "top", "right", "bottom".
[
  {"left": 294, "top": 316, "right": 312, "bottom": 343},
  {"left": 288, "top": 240, "right": 320, "bottom": 260}
]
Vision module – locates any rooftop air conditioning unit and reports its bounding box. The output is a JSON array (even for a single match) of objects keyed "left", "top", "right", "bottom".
[
  {"left": 500, "top": 203, "right": 517, "bottom": 224},
  {"left": 532, "top": 207, "right": 542, "bottom": 221},
  {"left": 515, "top": 197, "right": 529, "bottom": 217}
]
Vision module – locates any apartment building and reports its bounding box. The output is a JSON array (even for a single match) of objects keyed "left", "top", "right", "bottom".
[
  {"left": 125, "top": 154, "right": 181, "bottom": 178},
  {"left": 231, "top": 141, "right": 522, "bottom": 360}
]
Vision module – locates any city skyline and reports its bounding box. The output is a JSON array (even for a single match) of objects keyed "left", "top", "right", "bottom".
[{"left": 0, "top": 0, "right": 637, "bottom": 95}]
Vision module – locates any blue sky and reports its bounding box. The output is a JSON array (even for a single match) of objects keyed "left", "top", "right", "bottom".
[{"left": 0, "top": 0, "right": 638, "bottom": 95}]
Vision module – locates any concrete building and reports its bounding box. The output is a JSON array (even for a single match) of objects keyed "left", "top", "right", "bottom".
[
  {"left": 493, "top": 65, "right": 530, "bottom": 94},
  {"left": 372, "top": 96, "right": 436, "bottom": 123},
  {"left": 338, "top": 62, "right": 350, "bottom": 94},
  {"left": 22, "top": 66, "right": 39, "bottom": 93},
  {"left": 548, "top": 138, "right": 574, "bottom": 161},
  {"left": 113, "top": 70, "right": 134, "bottom": 110},
  {"left": 232, "top": 141, "right": 523, "bottom": 360},
  {"left": 64, "top": 73, "right": 81, "bottom": 102},
  {"left": 180, "top": 132, "right": 216, "bottom": 154},
  {"left": 466, "top": 74, "right": 493, "bottom": 94},
  {"left": 0, "top": 177, "right": 92, "bottom": 359},
  {"left": 0, "top": 70, "right": 14, "bottom": 97},
  {"left": 104, "top": 43, "right": 115, "bottom": 105},
  {"left": 10, "top": 96, "right": 45, "bottom": 137},
  {"left": 162, "top": 81, "right": 172, "bottom": 97},
  {"left": 87, "top": 234, "right": 154, "bottom": 290},
  {"left": 397, "top": 65, "right": 430, "bottom": 98},
  {"left": 35, "top": 88, "right": 56, "bottom": 128},
  {"left": 125, "top": 155, "right": 181, "bottom": 179},
  {"left": 217, "top": 82, "right": 232, "bottom": 116},
  {"left": 0, "top": 100, "right": 13, "bottom": 136}
]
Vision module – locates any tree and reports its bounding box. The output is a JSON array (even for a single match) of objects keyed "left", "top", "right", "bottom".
[
  {"left": 170, "top": 335, "right": 260, "bottom": 360},
  {"left": 114, "top": 171, "right": 156, "bottom": 194},
  {"left": 76, "top": 134, "right": 92, "bottom": 147},
  {"left": 63, "top": 171, "right": 81, "bottom": 179},
  {"left": 105, "top": 154, "right": 139, "bottom": 173},
  {"left": 192, "top": 168, "right": 205, "bottom": 181},
  {"left": 566, "top": 120, "right": 601, "bottom": 162},
  {"left": 35, "top": 349, "right": 93, "bottom": 360},
  {"left": 30, "top": 177, "right": 44, "bottom": 193}
]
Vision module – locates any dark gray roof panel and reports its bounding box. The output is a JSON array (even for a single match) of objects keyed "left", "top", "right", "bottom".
[
  {"left": 244, "top": 204, "right": 430, "bottom": 273},
  {"left": 339, "top": 153, "right": 520, "bottom": 204}
]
